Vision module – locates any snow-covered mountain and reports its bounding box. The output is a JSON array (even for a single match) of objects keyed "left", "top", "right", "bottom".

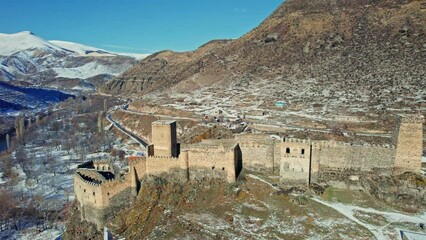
[
  {"left": 0, "top": 31, "right": 148, "bottom": 90},
  {"left": 49, "top": 40, "right": 149, "bottom": 59}
]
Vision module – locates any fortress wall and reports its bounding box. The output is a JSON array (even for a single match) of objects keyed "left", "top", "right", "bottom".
[
  {"left": 99, "top": 177, "right": 132, "bottom": 207},
  {"left": 74, "top": 171, "right": 136, "bottom": 230},
  {"left": 129, "top": 157, "right": 147, "bottom": 180},
  {"left": 280, "top": 140, "right": 311, "bottom": 184},
  {"left": 74, "top": 174, "right": 105, "bottom": 228},
  {"left": 79, "top": 204, "right": 107, "bottom": 230},
  {"left": 146, "top": 156, "right": 183, "bottom": 177},
  {"left": 312, "top": 141, "right": 396, "bottom": 180},
  {"left": 236, "top": 134, "right": 278, "bottom": 173},
  {"left": 187, "top": 147, "right": 237, "bottom": 183},
  {"left": 98, "top": 178, "right": 133, "bottom": 225},
  {"left": 273, "top": 143, "right": 281, "bottom": 173},
  {"left": 74, "top": 174, "right": 103, "bottom": 208}
]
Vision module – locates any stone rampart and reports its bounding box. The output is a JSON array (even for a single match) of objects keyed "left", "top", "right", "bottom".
[
  {"left": 146, "top": 156, "right": 185, "bottom": 180},
  {"left": 236, "top": 134, "right": 280, "bottom": 173},
  {"left": 128, "top": 156, "right": 147, "bottom": 181},
  {"left": 310, "top": 141, "right": 396, "bottom": 185},
  {"left": 186, "top": 145, "right": 238, "bottom": 183},
  {"left": 74, "top": 163, "right": 136, "bottom": 230}
]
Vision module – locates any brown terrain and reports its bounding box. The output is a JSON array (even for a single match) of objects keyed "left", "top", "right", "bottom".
[{"left": 101, "top": 0, "right": 425, "bottom": 113}]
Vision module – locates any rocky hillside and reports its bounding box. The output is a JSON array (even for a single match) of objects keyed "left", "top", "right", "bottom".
[
  {"left": 64, "top": 173, "right": 426, "bottom": 239},
  {"left": 101, "top": 0, "right": 425, "bottom": 112}
]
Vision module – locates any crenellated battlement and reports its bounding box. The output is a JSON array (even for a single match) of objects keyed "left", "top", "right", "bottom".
[
  {"left": 76, "top": 172, "right": 101, "bottom": 187},
  {"left": 310, "top": 140, "right": 395, "bottom": 149},
  {"left": 283, "top": 138, "right": 311, "bottom": 144},
  {"left": 147, "top": 155, "right": 179, "bottom": 160}
]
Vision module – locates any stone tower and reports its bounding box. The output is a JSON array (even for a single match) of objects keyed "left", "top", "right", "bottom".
[
  {"left": 393, "top": 114, "right": 424, "bottom": 175},
  {"left": 280, "top": 138, "right": 312, "bottom": 185},
  {"left": 151, "top": 120, "right": 178, "bottom": 157}
]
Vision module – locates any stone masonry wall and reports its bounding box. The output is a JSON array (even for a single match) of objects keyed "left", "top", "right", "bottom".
[
  {"left": 280, "top": 139, "right": 311, "bottom": 184},
  {"left": 187, "top": 146, "right": 237, "bottom": 183},
  {"left": 129, "top": 157, "right": 147, "bottom": 181},
  {"left": 393, "top": 115, "right": 424, "bottom": 174},
  {"left": 74, "top": 170, "right": 135, "bottom": 229},
  {"left": 236, "top": 134, "right": 279, "bottom": 173},
  {"left": 311, "top": 141, "right": 396, "bottom": 183},
  {"left": 151, "top": 121, "right": 178, "bottom": 157},
  {"left": 146, "top": 156, "right": 184, "bottom": 178}
]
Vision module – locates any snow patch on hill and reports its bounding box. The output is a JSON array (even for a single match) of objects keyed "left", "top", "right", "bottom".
[
  {"left": 53, "top": 62, "right": 118, "bottom": 79},
  {"left": 50, "top": 40, "right": 149, "bottom": 59},
  {"left": 49, "top": 40, "right": 115, "bottom": 57}
]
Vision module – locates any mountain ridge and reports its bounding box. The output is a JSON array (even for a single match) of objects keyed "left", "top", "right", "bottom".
[
  {"left": 0, "top": 31, "right": 149, "bottom": 90},
  {"left": 101, "top": 0, "right": 425, "bottom": 109}
]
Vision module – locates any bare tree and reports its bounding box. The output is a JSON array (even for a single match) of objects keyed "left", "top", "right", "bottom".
[{"left": 0, "top": 189, "right": 17, "bottom": 231}]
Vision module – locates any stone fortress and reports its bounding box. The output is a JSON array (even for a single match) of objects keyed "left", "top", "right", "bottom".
[{"left": 74, "top": 114, "right": 424, "bottom": 228}]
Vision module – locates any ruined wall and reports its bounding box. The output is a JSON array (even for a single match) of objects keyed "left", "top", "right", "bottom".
[
  {"left": 235, "top": 134, "right": 279, "bottom": 173},
  {"left": 186, "top": 144, "right": 238, "bottom": 183},
  {"left": 280, "top": 139, "right": 311, "bottom": 185},
  {"left": 393, "top": 115, "right": 424, "bottom": 174}
]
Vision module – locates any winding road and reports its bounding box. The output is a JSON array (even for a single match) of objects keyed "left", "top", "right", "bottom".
[{"left": 106, "top": 109, "right": 149, "bottom": 151}]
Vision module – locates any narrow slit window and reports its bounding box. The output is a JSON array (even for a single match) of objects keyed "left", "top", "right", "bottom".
[
  {"left": 286, "top": 148, "right": 290, "bottom": 153},
  {"left": 301, "top": 149, "right": 305, "bottom": 155}
]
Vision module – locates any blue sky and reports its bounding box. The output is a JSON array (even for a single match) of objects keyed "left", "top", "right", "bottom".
[{"left": 0, "top": 0, "right": 283, "bottom": 53}]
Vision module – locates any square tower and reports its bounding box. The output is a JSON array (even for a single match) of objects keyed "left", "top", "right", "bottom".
[
  {"left": 393, "top": 114, "right": 424, "bottom": 175},
  {"left": 151, "top": 120, "right": 178, "bottom": 157},
  {"left": 280, "top": 138, "right": 312, "bottom": 185}
]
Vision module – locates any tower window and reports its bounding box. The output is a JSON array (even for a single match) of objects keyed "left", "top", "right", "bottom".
[
  {"left": 286, "top": 148, "right": 290, "bottom": 153},
  {"left": 301, "top": 149, "right": 305, "bottom": 155}
]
